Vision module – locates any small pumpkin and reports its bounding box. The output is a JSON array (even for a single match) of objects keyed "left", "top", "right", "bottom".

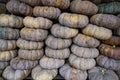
[
  {"left": 19, "top": 0, "right": 41, "bottom": 6},
  {"left": 45, "top": 35, "right": 72, "bottom": 49},
  {"left": 2, "top": 66, "right": 30, "bottom": 80},
  {"left": 59, "top": 13, "right": 89, "bottom": 28},
  {"left": 82, "top": 24, "right": 112, "bottom": 40},
  {"left": 32, "top": 65, "right": 57, "bottom": 80},
  {"left": 33, "top": 6, "right": 61, "bottom": 19},
  {"left": 0, "top": 3, "right": 6, "bottom": 14},
  {"left": 0, "top": 61, "right": 9, "bottom": 70},
  {"left": 39, "top": 56, "right": 65, "bottom": 69}
]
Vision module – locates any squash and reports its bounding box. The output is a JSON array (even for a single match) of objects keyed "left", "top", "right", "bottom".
[
  {"left": 23, "top": 16, "right": 53, "bottom": 29},
  {"left": 99, "top": 44, "right": 120, "bottom": 59},
  {"left": 82, "top": 24, "right": 112, "bottom": 40},
  {"left": 10, "top": 57, "right": 38, "bottom": 70},
  {"left": 0, "top": 61, "right": 9, "bottom": 70},
  {"left": 73, "top": 33, "right": 100, "bottom": 48},
  {"left": 51, "top": 24, "right": 78, "bottom": 39},
  {"left": 88, "top": 67, "right": 119, "bottom": 80},
  {"left": 2, "top": 66, "right": 30, "bottom": 80},
  {"left": 59, "top": 64, "right": 87, "bottom": 80},
  {"left": 90, "top": 14, "right": 120, "bottom": 29},
  {"left": 71, "top": 44, "right": 99, "bottom": 58},
  {"left": 0, "top": 3, "right": 6, "bottom": 14},
  {"left": 70, "top": 0, "right": 98, "bottom": 15},
  {"left": 32, "top": 65, "right": 57, "bottom": 80},
  {"left": 41, "top": 0, "right": 70, "bottom": 9},
  {"left": 69, "top": 54, "right": 96, "bottom": 70},
  {"left": 0, "top": 14, "right": 23, "bottom": 28},
  {"left": 0, "top": 39, "right": 16, "bottom": 51},
  {"left": 18, "top": 49, "right": 44, "bottom": 60},
  {"left": 20, "top": 27, "right": 48, "bottom": 41},
  {"left": 45, "top": 47, "right": 70, "bottom": 59},
  {"left": 33, "top": 6, "right": 61, "bottom": 19},
  {"left": 0, "top": 27, "right": 19, "bottom": 40},
  {"left": 59, "top": 13, "right": 89, "bottom": 28},
  {"left": 19, "top": 0, "right": 41, "bottom": 6},
  {"left": 45, "top": 35, "right": 72, "bottom": 49},
  {"left": 6, "top": 0, "right": 32, "bottom": 16},
  {"left": 17, "top": 38, "right": 44, "bottom": 50},
  {"left": 39, "top": 56, "right": 65, "bottom": 69},
  {"left": 0, "top": 50, "right": 17, "bottom": 61},
  {"left": 96, "top": 55, "right": 120, "bottom": 71}
]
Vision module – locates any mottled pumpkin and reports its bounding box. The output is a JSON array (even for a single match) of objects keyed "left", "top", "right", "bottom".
[
  {"left": 0, "top": 61, "right": 9, "bottom": 70},
  {"left": 0, "top": 3, "right": 6, "bottom": 14},
  {"left": 19, "top": 0, "right": 41, "bottom": 6}
]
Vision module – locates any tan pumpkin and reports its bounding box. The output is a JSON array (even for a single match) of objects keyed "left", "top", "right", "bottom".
[
  {"left": 0, "top": 61, "right": 9, "bottom": 70},
  {"left": 82, "top": 24, "right": 112, "bottom": 40},
  {"left": 20, "top": 27, "right": 48, "bottom": 41},
  {"left": 23, "top": 16, "right": 53, "bottom": 29},
  {"left": 6, "top": 0, "right": 32, "bottom": 16},
  {"left": 18, "top": 49, "right": 44, "bottom": 60},
  {"left": 45, "top": 47, "right": 70, "bottom": 59},
  {"left": 45, "top": 35, "right": 72, "bottom": 49},
  {"left": 90, "top": 14, "right": 120, "bottom": 29},
  {"left": 0, "top": 14, "right": 23, "bottom": 28},
  {"left": 0, "top": 3, "right": 6, "bottom": 14},
  {"left": 2, "top": 66, "right": 30, "bottom": 80},
  {"left": 51, "top": 24, "right": 79, "bottom": 39},
  {"left": 33, "top": 6, "right": 61, "bottom": 19},
  {"left": 59, "top": 13, "right": 89, "bottom": 28},
  {"left": 32, "top": 65, "right": 57, "bottom": 80},
  {"left": 17, "top": 38, "right": 44, "bottom": 50},
  {"left": 39, "top": 56, "right": 65, "bottom": 69},
  {"left": 69, "top": 54, "right": 96, "bottom": 70},
  {"left": 73, "top": 33, "right": 100, "bottom": 47},
  {"left": 19, "top": 0, "right": 41, "bottom": 6}
]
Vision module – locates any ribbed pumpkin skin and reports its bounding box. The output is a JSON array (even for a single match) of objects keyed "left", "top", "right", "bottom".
[
  {"left": 88, "top": 67, "right": 119, "bottom": 80},
  {"left": 59, "top": 64, "right": 88, "bottom": 80},
  {"left": 73, "top": 33, "right": 100, "bottom": 48},
  {"left": 6, "top": 0, "right": 32, "bottom": 16},
  {"left": 32, "top": 65, "right": 58, "bottom": 80},
  {"left": 51, "top": 24, "right": 79, "bottom": 39},
  {"left": 19, "top": 0, "right": 41, "bottom": 6},
  {"left": 23, "top": 17, "right": 53, "bottom": 29},
  {"left": 17, "top": 38, "right": 44, "bottom": 50},
  {"left": 2, "top": 66, "right": 30, "bottom": 80},
  {"left": 90, "top": 14, "right": 120, "bottom": 29},
  {"left": 41, "top": 0, "right": 70, "bottom": 9},
  {"left": 33, "top": 6, "right": 61, "bottom": 19},
  {"left": 82, "top": 24, "right": 112, "bottom": 40},
  {"left": 59, "top": 13, "right": 89, "bottom": 28},
  {"left": 0, "top": 3, "right": 6, "bottom": 14},
  {"left": 0, "top": 14, "right": 23, "bottom": 28},
  {"left": 0, "top": 61, "right": 9, "bottom": 70}
]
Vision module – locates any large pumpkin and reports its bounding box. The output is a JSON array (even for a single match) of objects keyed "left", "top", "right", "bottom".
[
  {"left": 19, "top": 0, "right": 41, "bottom": 6},
  {"left": 0, "top": 61, "right": 9, "bottom": 70},
  {"left": 0, "top": 3, "right": 6, "bottom": 14}
]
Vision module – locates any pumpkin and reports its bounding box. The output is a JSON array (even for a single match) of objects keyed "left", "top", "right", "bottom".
[
  {"left": 0, "top": 27, "right": 19, "bottom": 40},
  {"left": 59, "top": 64, "right": 87, "bottom": 80},
  {"left": 23, "top": 16, "right": 53, "bottom": 29},
  {"left": 10, "top": 57, "right": 38, "bottom": 70},
  {"left": 45, "top": 35, "right": 72, "bottom": 49},
  {"left": 0, "top": 14, "right": 23, "bottom": 28},
  {"left": 0, "top": 3, "right": 6, "bottom": 14},
  {"left": 0, "top": 61, "right": 9, "bottom": 70},
  {"left": 71, "top": 44, "right": 99, "bottom": 58},
  {"left": 18, "top": 49, "right": 44, "bottom": 60},
  {"left": 17, "top": 38, "right": 44, "bottom": 50},
  {"left": 19, "top": 0, "right": 41, "bottom": 6},
  {"left": 39, "top": 56, "right": 65, "bottom": 69},
  {"left": 82, "top": 24, "right": 112, "bottom": 40},
  {"left": 20, "top": 27, "right": 48, "bottom": 41},
  {"left": 73, "top": 33, "right": 100, "bottom": 48},
  {"left": 41, "top": 0, "right": 70, "bottom": 9},
  {"left": 59, "top": 13, "right": 89, "bottom": 28},
  {"left": 90, "top": 14, "right": 120, "bottom": 29},
  {"left": 2, "top": 66, "right": 30, "bottom": 80},
  {"left": 96, "top": 55, "right": 120, "bottom": 71},
  {"left": 32, "top": 65, "right": 57, "bottom": 80},
  {"left": 45, "top": 47, "right": 70, "bottom": 59},
  {"left": 98, "top": 2, "right": 120, "bottom": 14},
  {"left": 70, "top": 0, "right": 98, "bottom": 15},
  {"left": 0, "top": 39, "right": 16, "bottom": 51},
  {"left": 69, "top": 54, "right": 96, "bottom": 70},
  {"left": 0, "top": 50, "right": 17, "bottom": 61},
  {"left": 88, "top": 67, "right": 119, "bottom": 80},
  {"left": 99, "top": 44, "right": 120, "bottom": 59},
  {"left": 6, "top": 0, "right": 32, "bottom": 16},
  {"left": 33, "top": 6, "right": 61, "bottom": 19}
]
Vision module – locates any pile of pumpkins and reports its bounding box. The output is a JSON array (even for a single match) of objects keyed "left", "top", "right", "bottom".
[{"left": 0, "top": 0, "right": 120, "bottom": 80}]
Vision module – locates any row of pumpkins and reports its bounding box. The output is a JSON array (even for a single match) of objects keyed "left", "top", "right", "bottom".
[{"left": 0, "top": 0, "right": 120, "bottom": 80}]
